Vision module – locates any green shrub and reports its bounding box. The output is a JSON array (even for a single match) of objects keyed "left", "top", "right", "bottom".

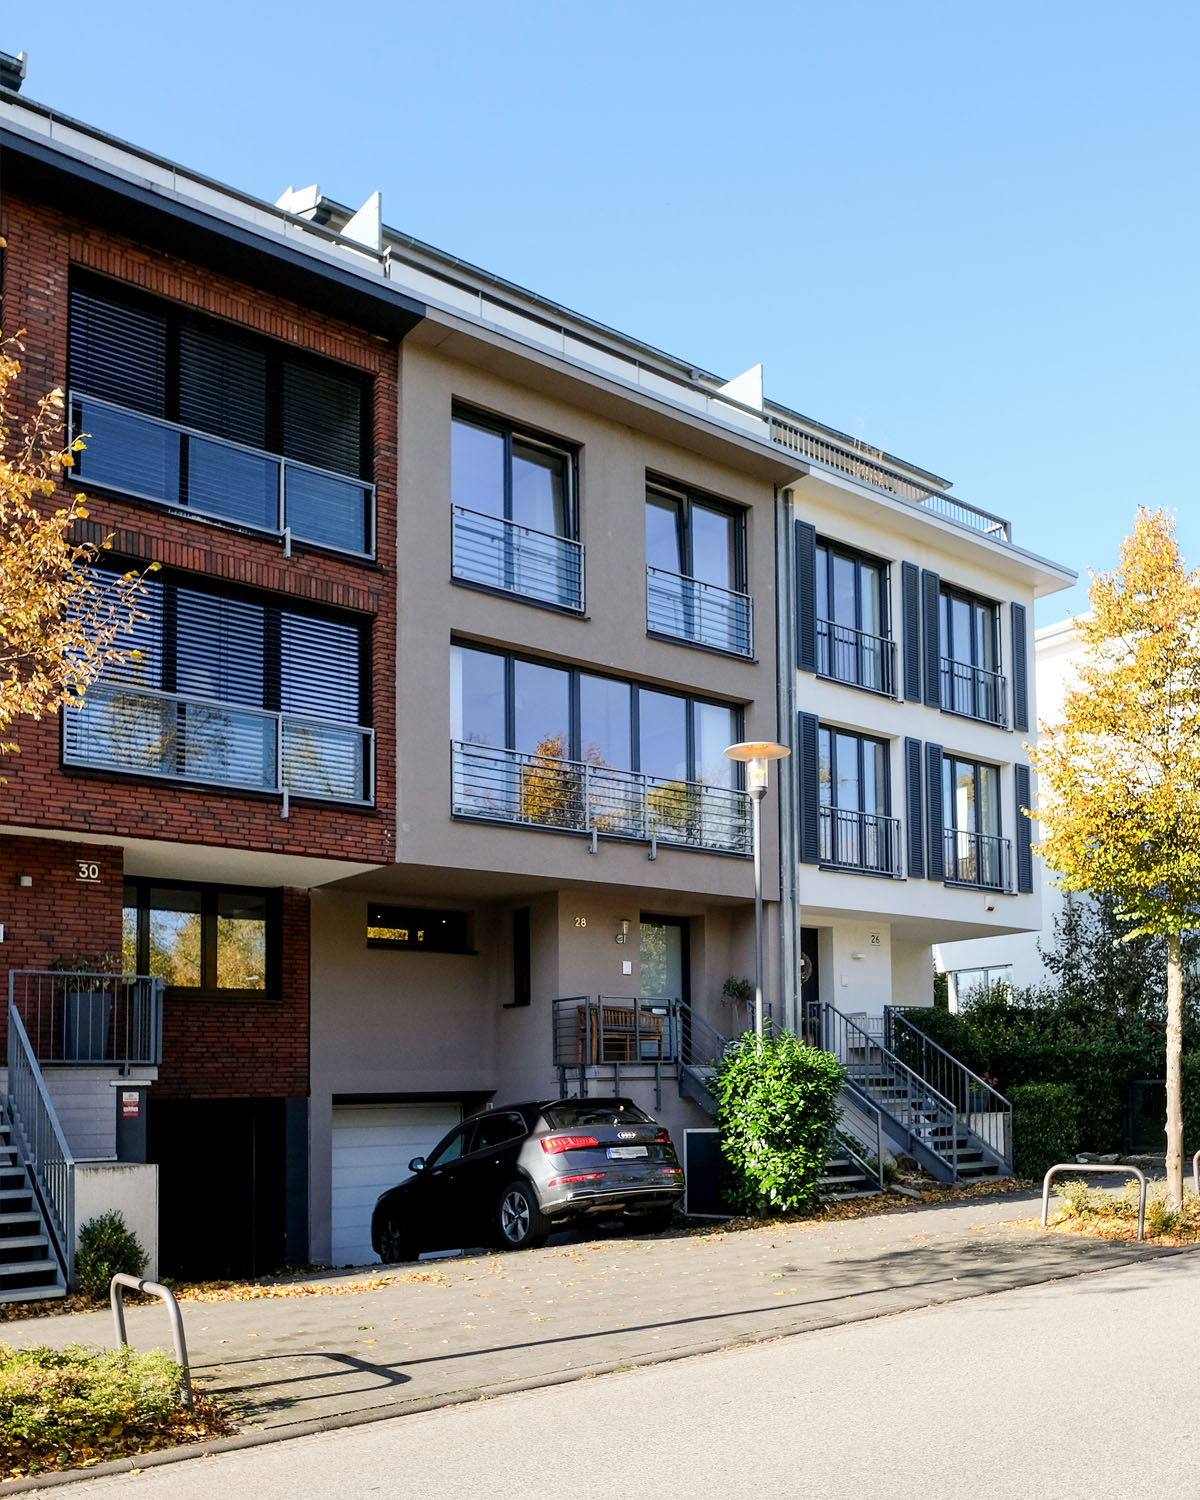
[
  {"left": 1010, "top": 1082, "right": 1078, "bottom": 1179},
  {"left": 75, "top": 1211, "right": 147, "bottom": 1302},
  {"left": 0, "top": 1343, "right": 182, "bottom": 1472},
  {"left": 713, "top": 1030, "right": 845, "bottom": 1214}
]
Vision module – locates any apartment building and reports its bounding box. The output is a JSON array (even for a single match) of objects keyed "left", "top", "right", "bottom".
[{"left": 0, "top": 66, "right": 1073, "bottom": 1290}]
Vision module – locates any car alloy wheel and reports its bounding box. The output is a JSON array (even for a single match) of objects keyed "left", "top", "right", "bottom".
[{"left": 497, "top": 1181, "right": 549, "bottom": 1250}]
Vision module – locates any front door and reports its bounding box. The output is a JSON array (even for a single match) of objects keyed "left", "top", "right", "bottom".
[
  {"left": 640, "top": 915, "right": 689, "bottom": 1059},
  {"left": 800, "top": 926, "right": 821, "bottom": 1043}
]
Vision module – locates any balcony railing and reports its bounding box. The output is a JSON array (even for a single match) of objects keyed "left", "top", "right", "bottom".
[
  {"left": 817, "top": 619, "right": 895, "bottom": 695},
  {"left": 940, "top": 656, "right": 1007, "bottom": 726},
  {"left": 452, "top": 505, "right": 584, "bottom": 611},
  {"left": 8, "top": 970, "right": 164, "bottom": 1068},
  {"left": 646, "top": 567, "right": 753, "bottom": 656},
  {"left": 452, "top": 740, "right": 751, "bottom": 854},
  {"left": 64, "top": 682, "right": 374, "bottom": 804},
  {"left": 818, "top": 805, "right": 902, "bottom": 877},
  {"left": 942, "top": 828, "right": 1012, "bottom": 892},
  {"left": 71, "top": 392, "right": 375, "bottom": 558}
]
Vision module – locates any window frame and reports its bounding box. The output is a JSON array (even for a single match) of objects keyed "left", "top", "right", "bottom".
[
  {"left": 449, "top": 641, "right": 744, "bottom": 788},
  {"left": 938, "top": 584, "right": 1005, "bottom": 723},
  {"left": 451, "top": 403, "right": 579, "bottom": 541},
  {"left": 122, "top": 877, "right": 282, "bottom": 1001},
  {"left": 645, "top": 476, "right": 747, "bottom": 592},
  {"left": 940, "top": 752, "right": 1007, "bottom": 889}
]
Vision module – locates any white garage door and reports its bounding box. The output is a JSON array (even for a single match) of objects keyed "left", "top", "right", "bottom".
[{"left": 331, "top": 1103, "right": 462, "bottom": 1267}]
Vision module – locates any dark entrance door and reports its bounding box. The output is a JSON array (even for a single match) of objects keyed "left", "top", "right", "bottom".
[{"left": 800, "top": 926, "right": 821, "bottom": 1043}]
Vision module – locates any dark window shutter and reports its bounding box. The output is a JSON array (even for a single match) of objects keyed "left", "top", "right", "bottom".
[
  {"left": 798, "top": 711, "right": 820, "bottom": 863},
  {"left": 905, "top": 737, "right": 924, "bottom": 878},
  {"left": 1011, "top": 602, "right": 1029, "bottom": 734},
  {"left": 796, "top": 521, "right": 817, "bottom": 674},
  {"left": 902, "top": 562, "right": 922, "bottom": 701},
  {"left": 925, "top": 742, "right": 945, "bottom": 881},
  {"left": 69, "top": 279, "right": 167, "bottom": 417},
  {"left": 1015, "top": 763, "right": 1034, "bottom": 893},
  {"left": 281, "top": 357, "right": 368, "bottom": 479},
  {"left": 922, "top": 569, "right": 942, "bottom": 707},
  {"left": 178, "top": 316, "right": 268, "bottom": 449}
]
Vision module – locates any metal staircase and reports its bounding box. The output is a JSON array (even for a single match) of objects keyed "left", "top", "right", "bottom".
[
  {"left": 806, "top": 1001, "right": 1012, "bottom": 1184},
  {"left": 0, "top": 1104, "right": 66, "bottom": 1303}
]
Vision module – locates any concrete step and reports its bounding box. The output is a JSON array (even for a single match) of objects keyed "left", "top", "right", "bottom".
[
  {"left": 0, "top": 1210, "right": 41, "bottom": 1227},
  {"left": 0, "top": 1257, "right": 62, "bottom": 1280},
  {"left": 0, "top": 1281, "right": 67, "bottom": 1303}
]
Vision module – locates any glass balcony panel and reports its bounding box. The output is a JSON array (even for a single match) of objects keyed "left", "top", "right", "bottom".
[
  {"left": 282, "top": 718, "right": 368, "bottom": 802},
  {"left": 74, "top": 398, "right": 180, "bottom": 503},
  {"left": 187, "top": 435, "right": 279, "bottom": 529},
  {"left": 285, "top": 465, "right": 371, "bottom": 554}
]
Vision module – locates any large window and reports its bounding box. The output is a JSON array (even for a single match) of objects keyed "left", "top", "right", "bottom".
[
  {"left": 815, "top": 543, "right": 892, "bottom": 694},
  {"left": 64, "top": 575, "right": 372, "bottom": 803},
  {"left": 68, "top": 274, "right": 374, "bottom": 556},
  {"left": 645, "top": 480, "right": 751, "bottom": 655},
  {"left": 817, "top": 727, "right": 898, "bottom": 874},
  {"left": 122, "top": 880, "right": 279, "bottom": 997},
  {"left": 450, "top": 644, "right": 747, "bottom": 852},
  {"left": 940, "top": 586, "right": 1004, "bottom": 724},
  {"left": 451, "top": 407, "right": 581, "bottom": 610},
  {"left": 941, "top": 754, "right": 1009, "bottom": 889}
]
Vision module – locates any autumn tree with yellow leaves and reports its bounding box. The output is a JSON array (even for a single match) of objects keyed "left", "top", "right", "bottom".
[
  {"left": 1032, "top": 509, "right": 1200, "bottom": 1206},
  {"left": 0, "top": 334, "right": 146, "bottom": 769}
]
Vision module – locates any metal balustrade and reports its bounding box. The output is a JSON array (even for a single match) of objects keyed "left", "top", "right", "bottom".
[
  {"left": 646, "top": 567, "right": 753, "bottom": 656},
  {"left": 71, "top": 392, "right": 375, "bottom": 558},
  {"left": 884, "top": 1006, "right": 1013, "bottom": 1171},
  {"left": 9, "top": 970, "right": 164, "bottom": 1067},
  {"left": 452, "top": 741, "right": 751, "bottom": 854},
  {"left": 6, "top": 1002, "right": 75, "bottom": 1286},
  {"left": 816, "top": 618, "right": 895, "bottom": 695},
  {"left": 64, "top": 682, "right": 374, "bottom": 805},
  {"left": 939, "top": 655, "right": 1007, "bottom": 725},
  {"left": 452, "top": 505, "right": 584, "bottom": 611},
  {"left": 942, "top": 827, "right": 1013, "bottom": 892},
  {"left": 818, "top": 805, "right": 903, "bottom": 877}
]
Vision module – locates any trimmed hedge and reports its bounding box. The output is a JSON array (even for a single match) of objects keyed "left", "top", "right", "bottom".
[
  {"left": 713, "top": 1030, "right": 845, "bottom": 1214},
  {"left": 1010, "top": 1083, "right": 1079, "bottom": 1180}
]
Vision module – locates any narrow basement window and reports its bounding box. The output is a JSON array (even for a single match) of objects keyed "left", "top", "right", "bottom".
[{"left": 367, "top": 904, "right": 472, "bottom": 953}]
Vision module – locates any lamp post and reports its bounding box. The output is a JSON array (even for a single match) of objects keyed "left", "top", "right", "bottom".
[{"left": 723, "top": 740, "right": 790, "bottom": 1036}]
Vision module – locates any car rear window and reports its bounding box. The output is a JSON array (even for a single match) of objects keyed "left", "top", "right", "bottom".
[{"left": 544, "top": 1102, "right": 655, "bottom": 1128}]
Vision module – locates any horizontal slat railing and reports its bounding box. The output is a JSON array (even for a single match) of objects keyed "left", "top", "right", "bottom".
[
  {"left": 71, "top": 391, "right": 375, "bottom": 558},
  {"left": 63, "top": 682, "right": 374, "bottom": 805},
  {"left": 817, "top": 618, "right": 895, "bottom": 696},
  {"left": 818, "top": 806, "right": 903, "bottom": 877},
  {"left": 942, "top": 828, "right": 1013, "bottom": 892},
  {"left": 940, "top": 656, "right": 1007, "bottom": 725},
  {"left": 8, "top": 971, "right": 164, "bottom": 1068},
  {"left": 6, "top": 1000, "right": 75, "bottom": 1286},
  {"left": 884, "top": 1006, "right": 1013, "bottom": 1170},
  {"left": 452, "top": 741, "right": 751, "bottom": 854},
  {"left": 646, "top": 567, "right": 753, "bottom": 656},
  {"left": 452, "top": 505, "right": 584, "bottom": 611}
]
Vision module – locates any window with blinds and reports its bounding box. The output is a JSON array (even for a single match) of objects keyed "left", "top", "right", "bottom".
[
  {"left": 68, "top": 274, "right": 375, "bottom": 556},
  {"left": 65, "top": 574, "right": 372, "bottom": 803}
]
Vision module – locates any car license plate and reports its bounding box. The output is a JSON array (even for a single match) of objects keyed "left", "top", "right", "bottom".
[{"left": 607, "top": 1145, "right": 648, "bottom": 1159}]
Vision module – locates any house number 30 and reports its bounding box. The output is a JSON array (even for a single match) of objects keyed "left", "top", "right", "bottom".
[{"left": 76, "top": 861, "right": 100, "bottom": 883}]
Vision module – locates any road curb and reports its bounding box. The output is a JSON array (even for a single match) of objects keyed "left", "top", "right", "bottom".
[{"left": 4, "top": 1236, "right": 1193, "bottom": 1493}]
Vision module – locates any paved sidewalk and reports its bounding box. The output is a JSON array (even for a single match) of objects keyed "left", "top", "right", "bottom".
[{"left": 3, "top": 1189, "right": 1190, "bottom": 1439}]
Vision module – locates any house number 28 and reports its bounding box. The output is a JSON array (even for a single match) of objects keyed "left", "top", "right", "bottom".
[{"left": 574, "top": 917, "right": 587, "bottom": 928}]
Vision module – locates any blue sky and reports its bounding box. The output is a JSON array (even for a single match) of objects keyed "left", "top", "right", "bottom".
[{"left": 11, "top": 1, "right": 1199, "bottom": 621}]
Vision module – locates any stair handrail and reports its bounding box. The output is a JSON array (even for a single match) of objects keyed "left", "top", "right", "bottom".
[
  {"left": 884, "top": 1006, "right": 1013, "bottom": 1169},
  {"left": 6, "top": 999, "right": 76, "bottom": 1286},
  {"left": 817, "top": 1000, "right": 963, "bottom": 1176},
  {"left": 669, "top": 996, "right": 733, "bottom": 1072},
  {"left": 836, "top": 1078, "right": 886, "bottom": 1190}
]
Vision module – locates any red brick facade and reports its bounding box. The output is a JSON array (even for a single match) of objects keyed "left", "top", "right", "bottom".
[{"left": 0, "top": 193, "right": 394, "bottom": 1112}]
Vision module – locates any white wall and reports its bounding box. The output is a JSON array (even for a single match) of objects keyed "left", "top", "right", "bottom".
[{"left": 75, "top": 1162, "right": 159, "bottom": 1282}]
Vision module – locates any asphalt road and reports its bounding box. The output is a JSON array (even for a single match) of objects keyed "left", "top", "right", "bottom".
[{"left": 48, "top": 1249, "right": 1200, "bottom": 1500}]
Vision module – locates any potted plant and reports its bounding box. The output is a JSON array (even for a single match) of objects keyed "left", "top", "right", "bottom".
[{"left": 49, "top": 952, "right": 120, "bottom": 1063}]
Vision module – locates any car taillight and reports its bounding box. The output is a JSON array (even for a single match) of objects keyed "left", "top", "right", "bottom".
[
  {"left": 654, "top": 1130, "right": 670, "bottom": 1144},
  {"left": 541, "top": 1135, "right": 600, "bottom": 1154},
  {"left": 548, "top": 1172, "right": 606, "bottom": 1187}
]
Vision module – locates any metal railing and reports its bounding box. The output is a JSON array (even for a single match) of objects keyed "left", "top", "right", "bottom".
[
  {"left": 818, "top": 805, "right": 902, "bottom": 877},
  {"left": 1042, "top": 1164, "right": 1147, "bottom": 1242},
  {"left": 646, "top": 567, "right": 753, "bottom": 657},
  {"left": 71, "top": 391, "right": 375, "bottom": 558},
  {"left": 9, "top": 970, "right": 164, "bottom": 1068},
  {"left": 6, "top": 1002, "right": 75, "bottom": 1286},
  {"left": 942, "top": 828, "right": 1013, "bottom": 892},
  {"left": 939, "top": 656, "right": 1007, "bottom": 726},
  {"left": 913, "top": 489, "right": 1011, "bottom": 540},
  {"left": 64, "top": 681, "right": 374, "bottom": 805},
  {"left": 884, "top": 1006, "right": 1012, "bottom": 1170},
  {"left": 452, "top": 505, "right": 584, "bottom": 611},
  {"left": 807, "top": 999, "right": 964, "bottom": 1176},
  {"left": 816, "top": 619, "right": 895, "bottom": 696},
  {"left": 835, "top": 1081, "right": 886, "bottom": 1192},
  {"left": 452, "top": 741, "right": 751, "bottom": 854},
  {"left": 111, "top": 1275, "right": 193, "bottom": 1409}
]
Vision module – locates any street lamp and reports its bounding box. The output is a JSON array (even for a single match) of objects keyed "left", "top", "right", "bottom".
[{"left": 723, "top": 740, "right": 790, "bottom": 1037}]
